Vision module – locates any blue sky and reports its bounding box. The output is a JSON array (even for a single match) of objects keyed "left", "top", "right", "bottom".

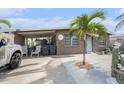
[{"left": 0, "top": 8, "right": 124, "bottom": 34}]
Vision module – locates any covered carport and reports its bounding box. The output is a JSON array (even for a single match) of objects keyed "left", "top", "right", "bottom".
[{"left": 13, "top": 29, "right": 57, "bottom": 56}]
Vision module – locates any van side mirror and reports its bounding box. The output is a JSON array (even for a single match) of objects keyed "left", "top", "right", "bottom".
[{"left": 0, "top": 39, "right": 7, "bottom": 47}]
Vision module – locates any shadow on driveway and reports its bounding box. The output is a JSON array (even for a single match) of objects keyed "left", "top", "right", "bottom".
[
  {"left": 51, "top": 55, "right": 74, "bottom": 58},
  {"left": 19, "top": 63, "right": 40, "bottom": 69}
]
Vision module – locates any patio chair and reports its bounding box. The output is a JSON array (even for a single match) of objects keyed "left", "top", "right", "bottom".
[
  {"left": 22, "top": 46, "right": 28, "bottom": 56},
  {"left": 31, "top": 45, "right": 41, "bottom": 57}
]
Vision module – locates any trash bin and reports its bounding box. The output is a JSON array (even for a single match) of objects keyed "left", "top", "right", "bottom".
[
  {"left": 49, "top": 45, "right": 56, "bottom": 55},
  {"left": 42, "top": 45, "right": 49, "bottom": 56}
]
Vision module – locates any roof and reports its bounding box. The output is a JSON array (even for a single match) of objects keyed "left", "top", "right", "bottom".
[
  {"left": 109, "top": 35, "right": 124, "bottom": 41},
  {"left": 13, "top": 27, "right": 70, "bottom": 33},
  {"left": 110, "top": 34, "right": 124, "bottom": 38},
  {"left": 0, "top": 27, "right": 112, "bottom": 35}
]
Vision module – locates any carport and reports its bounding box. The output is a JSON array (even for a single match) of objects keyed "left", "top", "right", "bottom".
[{"left": 14, "top": 29, "right": 57, "bottom": 56}]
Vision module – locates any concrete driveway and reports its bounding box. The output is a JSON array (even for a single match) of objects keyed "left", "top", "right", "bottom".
[
  {"left": 0, "top": 53, "right": 112, "bottom": 84},
  {"left": 0, "top": 55, "right": 76, "bottom": 84}
]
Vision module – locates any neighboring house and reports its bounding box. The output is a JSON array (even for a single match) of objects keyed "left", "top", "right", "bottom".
[
  {"left": 11, "top": 27, "right": 110, "bottom": 55},
  {"left": 109, "top": 35, "right": 124, "bottom": 49}
]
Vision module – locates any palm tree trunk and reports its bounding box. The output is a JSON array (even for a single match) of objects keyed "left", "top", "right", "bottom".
[{"left": 83, "top": 34, "right": 86, "bottom": 65}]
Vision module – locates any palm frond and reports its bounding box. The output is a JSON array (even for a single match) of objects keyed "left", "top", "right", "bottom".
[
  {"left": 69, "top": 10, "right": 106, "bottom": 41},
  {"left": 0, "top": 19, "right": 11, "bottom": 28},
  {"left": 115, "top": 13, "right": 124, "bottom": 21},
  {"left": 88, "top": 22, "right": 107, "bottom": 38},
  {"left": 70, "top": 19, "right": 77, "bottom": 27},
  {"left": 115, "top": 20, "right": 124, "bottom": 31},
  {"left": 69, "top": 19, "right": 79, "bottom": 37},
  {"left": 69, "top": 16, "right": 87, "bottom": 40},
  {"left": 79, "top": 14, "right": 89, "bottom": 29},
  {"left": 69, "top": 27, "right": 78, "bottom": 37},
  {"left": 77, "top": 29, "right": 84, "bottom": 40},
  {"left": 89, "top": 11, "right": 105, "bottom": 22}
]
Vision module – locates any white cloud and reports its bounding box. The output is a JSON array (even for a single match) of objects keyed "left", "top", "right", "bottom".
[
  {"left": 102, "top": 18, "right": 124, "bottom": 35},
  {"left": 91, "top": 15, "right": 124, "bottom": 35},
  {"left": 103, "top": 18, "right": 116, "bottom": 33},
  {"left": 0, "top": 8, "right": 28, "bottom": 17},
  {"left": 118, "top": 8, "right": 124, "bottom": 14},
  {"left": 8, "top": 16, "right": 72, "bottom": 29},
  {"left": 114, "top": 8, "right": 124, "bottom": 16}
]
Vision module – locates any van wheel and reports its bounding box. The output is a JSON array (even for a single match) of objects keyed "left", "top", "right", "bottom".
[{"left": 9, "top": 52, "right": 21, "bottom": 69}]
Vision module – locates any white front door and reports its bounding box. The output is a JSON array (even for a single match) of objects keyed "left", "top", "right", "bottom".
[{"left": 86, "top": 36, "right": 92, "bottom": 53}]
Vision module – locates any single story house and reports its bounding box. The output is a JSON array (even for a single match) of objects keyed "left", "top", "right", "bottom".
[{"left": 11, "top": 27, "right": 110, "bottom": 55}]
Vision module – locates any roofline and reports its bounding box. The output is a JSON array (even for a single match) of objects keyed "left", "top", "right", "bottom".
[
  {"left": 12, "top": 27, "right": 69, "bottom": 33},
  {"left": 1, "top": 27, "right": 112, "bottom": 35}
]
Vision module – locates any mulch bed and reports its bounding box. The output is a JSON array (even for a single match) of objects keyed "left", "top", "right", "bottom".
[{"left": 76, "top": 62, "right": 93, "bottom": 70}]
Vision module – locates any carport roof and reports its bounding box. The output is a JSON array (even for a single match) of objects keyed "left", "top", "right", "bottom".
[
  {"left": 17, "top": 30, "right": 56, "bottom": 37},
  {"left": 13, "top": 27, "right": 69, "bottom": 33},
  {"left": 12, "top": 27, "right": 70, "bottom": 37},
  {"left": 13, "top": 28, "right": 69, "bottom": 37}
]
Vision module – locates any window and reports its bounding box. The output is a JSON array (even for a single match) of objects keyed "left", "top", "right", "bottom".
[
  {"left": 98, "top": 39, "right": 106, "bottom": 47},
  {"left": 64, "top": 36, "right": 71, "bottom": 47},
  {"left": 64, "top": 35, "right": 79, "bottom": 47},
  {"left": 72, "top": 36, "right": 79, "bottom": 46}
]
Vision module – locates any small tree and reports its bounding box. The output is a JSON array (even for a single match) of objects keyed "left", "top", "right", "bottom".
[{"left": 69, "top": 11, "right": 107, "bottom": 65}]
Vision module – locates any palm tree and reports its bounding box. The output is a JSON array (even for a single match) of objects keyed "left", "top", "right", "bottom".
[
  {"left": 115, "top": 13, "right": 124, "bottom": 31},
  {"left": 0, "top": 19, "right": 11, "bottom": 31},
  {"left": 69, "top": 11, "right": 107, "bottom": 65}
]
